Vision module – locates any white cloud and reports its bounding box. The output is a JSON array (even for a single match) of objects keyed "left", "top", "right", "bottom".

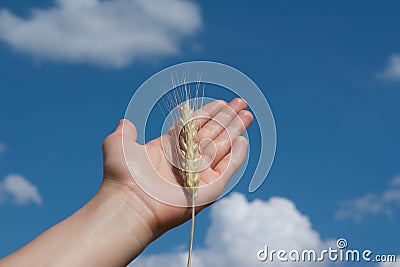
[
  {"left": 0, "top": 142, "right": 5, "bottom": 153},
  {"left": 389, "top": 176, "right": 400, "bottom": 186},
  {"left": 0, "top": 174, "right": 42, "bottom": 206},
  {"left": 335, "top": 176, "right": 400, "bottom": 222},
  {"left": 130, "top": 193, "right": 330, "bottom": 267},
  {"left": 379, "top": 54, "right": 400, "bottom": 81},
  {"left": 0, "top": 0, "right": 202, "bottom": 68},
  {"left": 377, "top": 257, "right": 400, "bottom": 267}
]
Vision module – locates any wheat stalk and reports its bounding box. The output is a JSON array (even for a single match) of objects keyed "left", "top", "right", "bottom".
[
  {"left": 164, "top": 75, "right": 203, "bottom": 267},
  {"left": 171, "top": 80, "right": 202, "bottom": 267},
  {"left": 179, "top": 100, "right": 200, "bottom": 267}
]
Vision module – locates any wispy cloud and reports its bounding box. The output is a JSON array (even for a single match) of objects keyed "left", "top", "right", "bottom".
[
  {"left": 389, "top": 176, "right": 400, "bottom": 186},
  {"left": 0, "top": 174, "right": 42, "bottom": 206},
  {"left": 0, "top": 0, "right": 202, "bottom": 68},
  {"left": 335, "top": 176, "right": 400, "bottom": 222},
  {"left": 130, "top": 193, "right": 330, "bottom": 267},
  {"left": 377, "top": 257, "right": 400, "bottom": 267},
  {"left": 378, "top": 54, "right": 400, "bottom": 81},
  {"left": 0, "top": 142, "right": 5, "bottom": 154}
]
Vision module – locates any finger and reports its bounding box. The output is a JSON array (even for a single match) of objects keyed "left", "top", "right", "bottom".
[
  {"left": 194, "top": 99, "right": 227, "bottom": 129},
  {"left": 197, "top": 98, "right": 247, "bottom": 142},
  {"left": 213, "top": 136, "right": 249, "bottom": 195},
  {"left": 121, "top": 119, "right": 138, "bottom": 141},
  {"left": 103, "top": 119, "right": 137, "bottom": 147},
  {"left": 164, "top": 99, "right": 226, "bottom": 136},
  {"left": 102, "top": 119, "right": 137, "bottom": 164},
  {"left": 204, "top": 110, "right": 253, "bottom": 168}
]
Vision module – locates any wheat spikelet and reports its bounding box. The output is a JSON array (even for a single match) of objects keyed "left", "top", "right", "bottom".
[
  {"left": 179, "top": 101, "right": 200, "bottom": 267},
  {"left": 173, "top": 81, "right": 202, "bottom": 267},
  {"left": 179, "top": 99, "right": 200, "bottom": 196},
  {"left": 164, "top": 74, "right": 203, "bottom": 267}
]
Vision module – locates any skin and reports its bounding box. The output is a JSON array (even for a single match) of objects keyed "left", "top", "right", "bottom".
[{"left": 0, "top": 98, "right": 253, "bottom": 267}]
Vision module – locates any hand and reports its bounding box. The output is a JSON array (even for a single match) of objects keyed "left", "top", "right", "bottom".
[{"left": 101, "top": 98, "right": 253, "bottom": 236}]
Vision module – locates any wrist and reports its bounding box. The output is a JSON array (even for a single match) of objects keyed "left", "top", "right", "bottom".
[
  {"left": 0, "top": 180, "right": 158, "bottom": 267},
  {"left": 72, "top": 181, "right": 158, "bottom": 266},
  {"left": 96, "top": 180, "right": 158, "bottom": 241}
]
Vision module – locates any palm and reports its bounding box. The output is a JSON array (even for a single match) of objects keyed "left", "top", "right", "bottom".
[{"left": 102, "top": 99, "right": 252, "bottom": 234}]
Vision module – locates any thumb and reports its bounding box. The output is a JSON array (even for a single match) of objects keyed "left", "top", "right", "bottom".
[
  {"left": 102, "top": 119, "right": 137, "bottom": 153},
  {"left": 116, "top": 119, "right": 137, "bottom": 141}
]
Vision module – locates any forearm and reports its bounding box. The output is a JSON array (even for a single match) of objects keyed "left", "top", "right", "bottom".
[{"left": 0, "top": 182, "right": 156, "bottom": 267}]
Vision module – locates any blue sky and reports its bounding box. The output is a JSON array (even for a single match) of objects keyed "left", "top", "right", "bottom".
[{"left": 0, "top": 0, "right": 399, "bottom": 266}]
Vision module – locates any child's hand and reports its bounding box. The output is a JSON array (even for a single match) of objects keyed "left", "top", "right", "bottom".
[{"left": 101, "top": 98, "right": 253, "bottom": 236}]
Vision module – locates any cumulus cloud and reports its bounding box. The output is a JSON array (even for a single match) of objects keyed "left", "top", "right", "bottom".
[
  {"left": 378, "top": 54, "right": 400, "bottom": 81},
  {"left": 0, "top": 0, "right": 202, "bottom": 68},
  {"left": 335, "top": 176, "right": 400, "bottom": 222},
  {"left": 0, "top": 174, "right": 42, "bottom": 206},
  {"left": 130, "top": 193, "right": 330, "bottom": 267}
]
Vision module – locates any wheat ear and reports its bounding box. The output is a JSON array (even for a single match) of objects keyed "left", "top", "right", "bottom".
[{"left": 178, "top": 97, "right": 200, "bottom": 267}]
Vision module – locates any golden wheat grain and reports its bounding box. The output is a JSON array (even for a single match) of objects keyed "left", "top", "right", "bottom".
[
  {"left": 164, "top": 75, "right": 203, "bottom": 267},
  {"left": 173, "top": 82, "right": 202, "bottom": 267},
  {"left": 179, "top": 100, "right": 200, "bottom": 267}
]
